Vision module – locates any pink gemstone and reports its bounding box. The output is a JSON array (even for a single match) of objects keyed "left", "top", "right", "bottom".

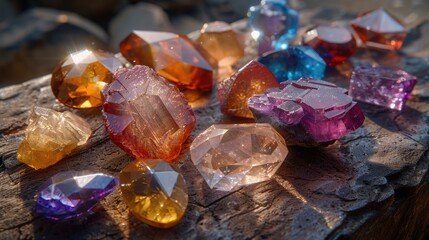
[
  {"left": 102, "top": 65, "right": 196, "bottom": 161},
  {"left": 349, "top": 65, "right": 417, "bottom": 111},
  {"left": 351, "top": 8, "right": 407, "bottom": 50},
  {"left": 302, "top": 25, "right": 357, "bottom": 66},
  {"left": 248, "top": 78, "right": 365, "bottom": 143}
]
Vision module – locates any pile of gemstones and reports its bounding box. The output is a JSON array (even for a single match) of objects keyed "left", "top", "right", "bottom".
[{"left": 16, "top": 0, "right": 418, "bottom": 228}]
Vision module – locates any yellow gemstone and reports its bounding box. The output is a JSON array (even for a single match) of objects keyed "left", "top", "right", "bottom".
[
  {"left": 197, "top": 21, "right": 244, "bottom": 67},
  {"left": 17, "top": 107, "right": 92, "bottom": 170},
  {"left": 51, "top": 49, "right": 123, "bottom": 109},
  {"left": 119, "top": 159, "right": 188, "bottom": 228}
]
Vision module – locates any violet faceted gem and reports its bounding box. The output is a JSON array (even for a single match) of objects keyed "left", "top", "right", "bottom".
[
  {"left": 36, "top": 171, "right": 118, "bottom": 220},
  {"left": 349, "top": 65, "right": 417, "bottom": 111},
  {"left": 248, "top": 78, "right": 365, "bottom": 143}
]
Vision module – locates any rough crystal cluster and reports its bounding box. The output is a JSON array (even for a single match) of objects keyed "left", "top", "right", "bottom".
[
  {"left": 120, "top": 159, "right": 188, "bottom": 228},
  {"left": 248, "top": 0, "right": 299, "bottom": 55},
  {"left": 218, "top": 60, "right": 279, "bottom": 118},
  {"left": 258, "top": 46, "right": 326, "bottom": 82},
  {"left": 351, "top": 8, "right": 407, "bottom": 50},
  {"left": 302, "top": 25, "right": 357, "bottom": 66},
  {"left": 120, "top": 30, "right": 215, "bottom": 91},
  {"left": 248, "top": 78, "right": 365, "bottom": 143},
  {"left": 51, "top": 49, "right": 123, "bottom": 109},
  {"left": 190, "top": 123, "right": 288, "bottom": 191},
  {"left": 102, "top": 65, "right": 196, "bottom": 162},
  {"left": 17, "top": 107, "right": 92, "bottom": 170},
  {"left": 197, "top": 21, "right": 244, "bottom": 67},
  {"left": 349, "top": 65, "right": 417, "bottom": 110},
  {"left": 36, "top": 171, "right": 118, "bottom": 220}
]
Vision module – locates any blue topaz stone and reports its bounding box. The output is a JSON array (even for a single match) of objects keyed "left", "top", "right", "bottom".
[
  {"left": 257, "top": 46, "right": 326, "bottom": 82},
  {"left": 36, "top": 171, "right": 118, "bottom": 220},
  {"left": 248, "top": 0, "right": 299, "bottom": 55}
]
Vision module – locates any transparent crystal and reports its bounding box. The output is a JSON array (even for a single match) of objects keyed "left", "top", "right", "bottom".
[{"left": 190, "top": 123, "right": 288, "bottom": 191}]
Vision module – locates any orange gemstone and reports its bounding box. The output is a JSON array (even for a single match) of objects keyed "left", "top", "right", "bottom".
[
  {"left": 51, "top": 49, "right": 123, "bottom": 109},
  {"left": 197, "top": 21, "right": 244, "bottom": 67},
  {"left": 218, "top": 60, "right": 279, "bottom": 118},
  {"left": 351, "top": 8, "right": 407, "bottom": 50},
  {"left": 120, "top": 31, "right": 215, "bottom": 92}
]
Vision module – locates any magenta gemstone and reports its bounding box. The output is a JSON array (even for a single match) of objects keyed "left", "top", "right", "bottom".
[
  {"left": 349, "top": 65, "right": 417, "bottom": 110},
  {"left": 36, "top": 171, "right": 118, "bottom": 220},
  {"left": 248, "top": 77, "right": 365, "bottom": 143}
]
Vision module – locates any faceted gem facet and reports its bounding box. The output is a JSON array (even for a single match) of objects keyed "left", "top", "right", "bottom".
[
  {"left": 197, "top": 21, "right": 244, "bottom": 67},
  {"left": 248, "top": 0, "right": 299, "bottom": 55},
  {"left": 349, "top": 65, "right": 417, "bottom": 110},
  {"left": 51, "top": 49, "right": 123, "bottom": 109},
  {"left": 102, "top": 65, "right": 196, "bottom": 162},
  {"left": 218, "top": 60, "right": 279, "bottom": 118},
  {"left": 351, "top": 8, "right": 407, "bottom": 50},
  {"left": 248, "top": 78, "right": 365, "bottom": 143},
  {"left": 120, "top": 159, "right": 188, "bottom": 228},
  {"left": 302, "top": 25, "right": 357, "bottom": 66},
  {"left": 17, "top": 107, "right": 92, "bottom": 170},
  {"left": 190, "top": 123, "right": 288, "bottom": 191},
  {"left": 119, "top": 30, "right": 215, "bottom": 91},
  {"left": 36, "top": 171, "right": 118, "bottom": 220},
  {"left": 257, "top": 46, "right": 326, "bottom": 82}
]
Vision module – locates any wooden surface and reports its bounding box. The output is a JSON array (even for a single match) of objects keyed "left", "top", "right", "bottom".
[{"left": 1, "top": 9, "right": 429, "bottom": 240}]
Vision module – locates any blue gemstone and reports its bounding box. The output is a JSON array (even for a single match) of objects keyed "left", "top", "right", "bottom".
[
  {"left": 248, "top": 0, "right": 299, "bottom": 55},
  {"left": 257, "top": 46, "right": 326, "bottom": 82},
  {"left": 36, "top": 171, "right": 118, "bottom": 220}
]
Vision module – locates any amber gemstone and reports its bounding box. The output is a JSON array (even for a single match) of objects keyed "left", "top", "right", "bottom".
[
  {"left": 302, "top": 25, "right": 357, "bottom": 66},
  {"left": 351, "top": 8, "right": 407, "bottom": 50},
  {"left": 197, "top": 21, "right": 244, "bottom": 67},
  {"left": 120, "top": 159, "right": 188, "bottom": 228},
  {"left": 17, "top": 107, "right": 92, "bottom": 169},
  {"left": 51, "top": 49, "right": 123, "bottom": 109},
  {"left": 120, "top": 31, "right": 215, "bottom": 91},
  {"left": 218, "top": 60, "right": 279, "bottom": 118}
]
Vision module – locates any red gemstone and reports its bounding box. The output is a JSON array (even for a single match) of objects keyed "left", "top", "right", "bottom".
[
  {"left": 351, "top": 8, "right": 406, "bottom": 50},
  {"left": 102, "top": 65, "right": 196, "bottom": 162},
  {"left": 302, "top": 25, "right": 357, "bottom": 66}
]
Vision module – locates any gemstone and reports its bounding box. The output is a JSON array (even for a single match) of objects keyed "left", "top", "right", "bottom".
[
  {"left": 349, "top": 65, "right": 417, "bottom": 110},
  {"left": 257, "top": 46, "right": 326, "bottom": 82},
  {"left": 218, "top": 60, "right": 279, "bottom": 118},
  {"left": 302, "top": 25, "right": 357, "bottom": 66},
  {"left": 17, "top": 107, "right": 92, "bottom": 170},
  {"left": 248, "top": 0, "right": 299, "bottom": 55},
  {"left": 190, "top": 123, "right": 288, "bottom": 191},
  {"left": 120, "top": 159, "right": 188, "bottom": 228},
  {"left": 102, "top": 65, "right": 196, "bottom": 162},
  {"left": 119, "top": 30, "right": 215, "bottom": 91},
  {"left": 36, "top": 171, "right": 118, "bottom": 220},
  {"left": 248, "top": 78, "right": 365, "bottom": 143},
  {"left": 351, "top": 8, "right": 407, "bottom": 50},
  {"left": 51, "top": 49, "right": 123, "bottom": 109},
  {"left": 196, "top": 21, "right": 244, "bottom": 68}
]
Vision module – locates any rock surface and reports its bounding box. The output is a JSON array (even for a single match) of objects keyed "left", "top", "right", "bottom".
[{"left": 1, "top": 8, "right": 429, "bottom": 240}]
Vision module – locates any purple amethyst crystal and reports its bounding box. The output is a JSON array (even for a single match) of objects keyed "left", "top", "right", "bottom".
[
  {"left": 36, "top": 171, "right": 118, "bottom": 220},
  {"left": 248, "top": 77, "right": 365, "bottom": 143},
  {"left": 349, "top": 65, "right": 417, "bottom": 111}
]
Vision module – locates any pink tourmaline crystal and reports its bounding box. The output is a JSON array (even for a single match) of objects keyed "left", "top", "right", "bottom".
[
  {"left": 248, "top": 78, "right": 365, "bottom": 143},
  {"left": 102, "top": 65, "right": 196, "bottom": 162},
  {"left": 349, "top": 65, "right": 417, "bottom": 111}
]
